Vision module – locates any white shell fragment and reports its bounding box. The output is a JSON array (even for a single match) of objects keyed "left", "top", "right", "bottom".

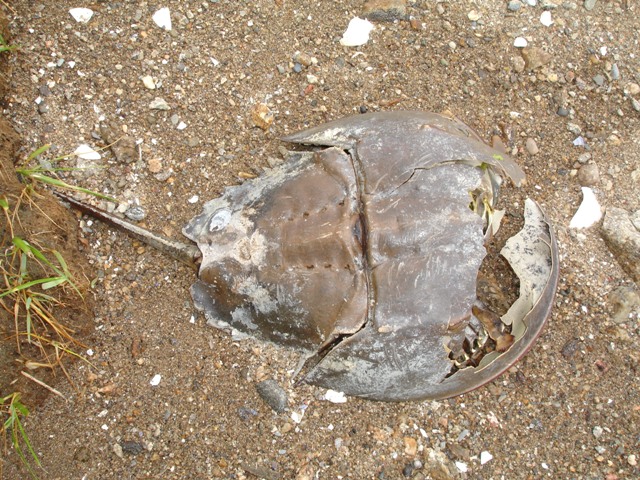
[
  {"left": 152, "top": 7, "right": 172, "bottom": 31},
  {"left": 480, "top": 451, "right": 494, "bottom": 465},
  {"left": 569, "top": 187, "right": 602, "bottom": 229},
  {"left": 540, "top": 11, "right": 553, "bottom": 27},
  {"left": 150, "top": 374, "right": 162, "bottom": 386},
  {"left": 339, "top": 17, "right": 374, "bottom": 47},
  {"left": 324, "top": 389, "right": 347, "bottom": 403},
  {"left": 69, "top": 8, "right": 94, "bottom": 23},
  {"left": 74, "top": 144, "right": 101, "bottom": 160},
  {"left": 514, "top": 37, "right": 528, "bottom": 48}
]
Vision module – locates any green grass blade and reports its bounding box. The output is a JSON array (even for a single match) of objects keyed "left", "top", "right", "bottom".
[
  {"left": 26, "top": 144, "right": 51, "bottom": 162},
  {"left": 23, "top": 173, "right": 116, "bottom": 202},
  {"left": 0, "top": 277, "right": 64, "bottom": 298}
]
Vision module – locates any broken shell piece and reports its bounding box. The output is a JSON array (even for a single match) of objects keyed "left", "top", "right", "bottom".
[
  {"left": 324, "top": 390, "right": 347, "bottom": 403},
  {"left": 340, "top": 17, "right": 374, "bottom": 47},
  {"left": 569, "top": 187, "right": 602, "bottom": 229},
  {"left": 74, "top": 144, "right": 101, "bottom": 160},
  {"left": 69, "top": 8, "right": 94, "bottom": 23},
  {"left": 152, "top": 7, "right": 172, "bottom": 31},
  {"left": 251, "top": 103, "right": 274, "bottom": 130}
]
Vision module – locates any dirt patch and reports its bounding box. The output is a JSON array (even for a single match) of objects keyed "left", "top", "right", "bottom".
[
  {"left": 0, "top": 13, "right": 93, "bottom": 413},
  {"left": 2, "top": 1, "right": 640, "bottom": 479}
]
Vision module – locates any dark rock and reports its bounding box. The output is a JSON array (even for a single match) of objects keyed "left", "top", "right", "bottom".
[
  {"left": 362, "top": 0, "right": 408, "bottom": 22},
  {"left": 120, "top": 441, "right": 145, "bottom": 455},
  {"left": 125, "top": 205, "right": 146, "bottom": 222},
  {"left": 561, "top": 338, "right": 580, "bottom": 359},
  {"left": 256, "top": 379, "right": 288, "bottom": 413}
]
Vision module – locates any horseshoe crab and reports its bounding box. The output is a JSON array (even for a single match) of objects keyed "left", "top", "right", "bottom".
[{"left": 61, "top": 111, "right": 558, "bottom": 401}]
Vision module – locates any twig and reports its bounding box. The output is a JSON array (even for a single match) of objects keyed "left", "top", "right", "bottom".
[{"left": 21, "top": 371, "right": 68, "bottom": 402}]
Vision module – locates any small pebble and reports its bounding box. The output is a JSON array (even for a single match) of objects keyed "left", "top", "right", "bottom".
[
  {"left": 593, "top": 74, "right": 605, "bottom": 86},
  {"left": 125, "top": 206, "right": 146, "bottom": 222},
  {"left": 578, "top": 163, "right": 600, "bottom": 186},
  {"left": 507, "top": 1, "right": 522, "bottom": 11},
  {"left": 584, "top": 0, "right": 597, "bottom": 10},
  {"left": 525, "top": 138, "right": 539, "bottom": 155},
  {"left": 626, "top": 83, "right": 640, "bottom": 95},
  {"left": 255, "top": 379, "right": 288, "bottom": 413},
  {"left": 628, "top": 454, "right": 637, "bottom": 466},
  {"left": 149, "top": 97, "right": 170, "bottom": 110},
  {"left": 141, "top": 75, "right": 156, "bottom": 89},
  {"left": 593, "top": 425, "right": 604, "bottom": 438},
  {"left": 567, "top": 123, "right": 582, "bottom": 135},
  {"left": 467, "top": 10, "right": 481, "bottom": 21},
  {"left": 557, "top": 107, "right": 569, "bottom": 117},
  {"left": 611, "top": 64, "right": 620, "bottom": 80}
]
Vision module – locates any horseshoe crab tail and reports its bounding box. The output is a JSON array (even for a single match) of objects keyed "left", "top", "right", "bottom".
[{"left": 54, "top": 191, "right": 201, "bottom": 268}]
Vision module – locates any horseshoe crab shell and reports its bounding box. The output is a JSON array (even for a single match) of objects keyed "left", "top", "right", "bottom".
[{"left": 182, "top": 111, "right": 559, "bottom": 401}]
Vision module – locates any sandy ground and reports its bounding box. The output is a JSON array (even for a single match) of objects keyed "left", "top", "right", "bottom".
[{"left": 1, "top": 0, "right": 639, "bottom": 479}]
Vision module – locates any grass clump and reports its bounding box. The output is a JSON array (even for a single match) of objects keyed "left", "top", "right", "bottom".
[
  {"left": 0, "top": 143, "right": 107, "bottom": 476},
  {"left": 1, "top": 392, "right": 41, "bottom": 479},
  {"left": 0, "top": 32, "right": 16, "bottom": 54}
]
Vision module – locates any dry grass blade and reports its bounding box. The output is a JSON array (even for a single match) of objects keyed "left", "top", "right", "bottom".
[{"left": 20, "top": 372, "right": 67, "bottom": 402}]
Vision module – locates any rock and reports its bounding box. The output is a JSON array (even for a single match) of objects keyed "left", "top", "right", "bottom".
[
  {"left": 567, "top": 123, "right": 582, "bottom": 135},
  {"left": 251, "top": 103, "right": 274, "bottom": 130},
  {"left": 608, "top": 286, "right": 640, "bottom": 323},
  {"left": 593, "top": 74, "right": 605, "bottom": 86},
  {"left": 507, "top": 1, "right": 522, "bottom": 11},
  {"left": 611, "top": 64, "right": 620, "bottom": 80},
  {"left": 425, "top": 449, "right": 455, "bottom": 480},
  {"left": 120, "top": 441, "right": 145, "bottom": 455},
  {"left": 602, "top": 207, "right": 640, "bottom": 284},
  {"left": 404, "top": 437, "right": 418, "bottom": 456},
  {"left": 293, "top": 51, "right": 314, "bottom": 67},
  {"left": 141, "top": 75, "right": 156, "bottom": 89},
  {"left": 525, "top": 138, "right": 539, "bottom": 155},
  {"left": 256, "top": 379, "right": 288, "bottom": 413},
  {"left": 467, "top": 10, "right": 482, "bottom": 21},
  {"left": 561, "top": 338, "right": 580, "bottom": 359},
  {"left": 577, "top": 162, "right": 600, "bottom": 186},
  {"left": 625, "top": 83, "right": 640, "bottom": 95},
  {"left": 125, "top": 205, "right": 146, "bottom": 222},
  {"left": 521, "top": 47, "right": 552, "bottom": 70},
  {"left": 512, "top": 56, "right": 526, "bottom": 73},
  {"left": 149, "top": 97, "right": 170, "bottom": 110},
  {"left": 362, "top": 0, "right": 407, "bottom": 22},
  {"left": 100, "top": 122, "right": 138, "bottom": 164},
  {"left": 584, "top": 0, "right": 597, "bottom": 10}
]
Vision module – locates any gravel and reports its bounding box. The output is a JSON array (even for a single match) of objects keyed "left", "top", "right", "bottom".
[{"left": 1, "top": 1, "right": 639, "bottom": 478}]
